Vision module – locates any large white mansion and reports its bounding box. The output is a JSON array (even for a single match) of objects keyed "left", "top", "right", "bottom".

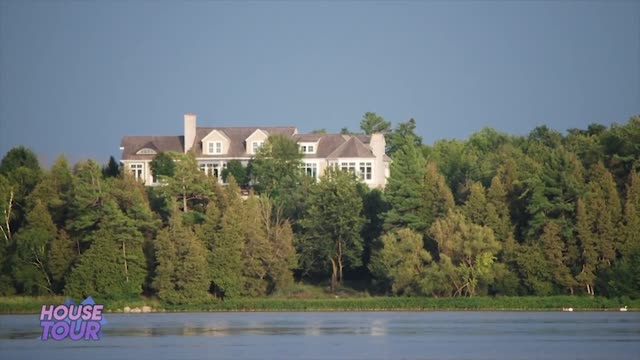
[{"left": 120, "top": 113, "right": 390, "bottom": 188}]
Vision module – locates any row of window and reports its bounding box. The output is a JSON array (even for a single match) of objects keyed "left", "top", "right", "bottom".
[
  {"left": 129, "top": 161, "right": 373, "bottom": 183},
  {"left": 203, "top": 141, "right": 319, "bottom": 155},
  {"left": 205, "top": 141, "right": 264, "bottom": 155}
]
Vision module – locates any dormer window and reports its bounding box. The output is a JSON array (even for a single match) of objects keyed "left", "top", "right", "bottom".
[
  {"left": 300, "top": 143, "right": 316, "bottom": 154},
  {"left": 252, "top": 141, "right": 264, "bottom": 154},
  {"left": 136, "top": 148, "right": 157, "bottom": 155},
  {"left": 207, "top": 142, "right": 223, "bottom": 154}
]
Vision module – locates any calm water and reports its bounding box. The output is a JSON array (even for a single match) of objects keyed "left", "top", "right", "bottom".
[{"left": 1, "top": 311, "right": 639, "bottom": 360}]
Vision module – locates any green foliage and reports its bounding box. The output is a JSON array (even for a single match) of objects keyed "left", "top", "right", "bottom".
[
  {"left": 102, "top": 156, "right": 121, "bottom": 178},
  {"left": 13, "top": 201, "right": 56, "bottom": 295},
  {"left": 200, "top": 178, "right": 246, "bottom": 299},
  {"left": 156, "top": 151, "right": 215, "bottom": 214},
  {"left": 428, "top": 211, "right": 500, "bottom": 297},
  {"left": 221, "top": 159, "right": 249, "bottom": 186},
  {"left": 153, "top": 205, "right": 209, "bottom": 304},
  {"left": 149, "top": 151, "right": 176, "bottom": 179},
  {"left": 299, "top": 168, "right": 365, "bottom": 291},
  {"left": 251, "top": 134, "right": 303, "bottom": 208},
  {"left": 385, "top": 118, "right": 422, "bottom": 156},
  {"left": 359, "top": 112, "right": 391, "bottom": 134},
  {"left": 369, "top": 228, "right": 432, "bottom": 295}
]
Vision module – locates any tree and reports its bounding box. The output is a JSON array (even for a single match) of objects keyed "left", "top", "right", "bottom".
[
  {"left": 540, "top": 221, "right": 577, "bottom": 294},
  {"left": 102, "top": 156, "right": 121, "bottom": 178},
  {"left": 369, "top": 228, "right": 432, "bottom": 295},
  {"left": 620, "top": 171, "right": 640, "bottom": 255},
  {"left": 199, "top": 178, "right": 245, "bottom": 299},
  {"left": 28, "top": 155, "right": 74, "bottom": 227},
  {"left": 149, "top": 152, "right": 176, "bottom": 180},
  {"left": 47, "top": 229, "right": 75, "bottom": 293},
  {"left": 65, "top": 201, "right": 147, "bottom": 299},
  {"left": 386, "top": 118, "right": 422, "bottom": 156},
  {"left": 576, "top": 199, "right": 597, "bottom": 295},
  {"left": 360, "top": 112, "right": 391, "bottom": 135},
  {"left": 251, "top": 134, "right": 303, "bottom": 213},
  {"left": 221, "top": 160, "right": 248, "bottom": 186},
  {"left": 157, "top": 151, "right": 215, "bottom": 214},
  {"left": 311, "top": 129, "right": 327, "bottom": 134},
  {"left": 383, "top": 138, "right": 427, "bottom": 232},
  {"left": 153, "top": 204, "right": 209, "bottom": 304},
  {"left": 429, "top": 211, "right": 500, "bottom": 297},
  {"left": 299, "top": 169, "right": 365, "bottom": 291},
  {"left": 13, "top": 201, "right": 56, "bottom": 294}
]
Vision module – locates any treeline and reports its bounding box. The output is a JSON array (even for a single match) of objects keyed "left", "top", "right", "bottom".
[{"left": 0, "top": 113, "right": 639, "bottom": 303}]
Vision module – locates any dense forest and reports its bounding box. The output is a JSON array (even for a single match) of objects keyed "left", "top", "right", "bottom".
[{"left": 1, "top": 113, "right": 639, "bottom": 304}]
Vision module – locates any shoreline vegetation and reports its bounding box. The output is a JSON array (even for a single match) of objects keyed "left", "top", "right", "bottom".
[
  {"left": 1, "top": 116, "right": 639, "bottom": 311},
  {"left": 1, "top": 295, "right": 638, "bottom": 314}
]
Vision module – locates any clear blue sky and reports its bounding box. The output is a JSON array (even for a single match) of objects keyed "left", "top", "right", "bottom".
[{"left": 1, "top": 0, "right": 639, "bottom": 165}]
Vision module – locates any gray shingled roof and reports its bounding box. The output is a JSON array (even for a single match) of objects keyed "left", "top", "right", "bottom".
[
  {"left": 326, "top": 136, "right": 375, "bottom": 159},
  {"left": 121, "top": 127, "right": 383, "bottom": 161},
  {"left": 192, "top": 127, "right": 297, "bottom": 158},
  {"left": 120, "top": 136, "right": 184, "bottom": 160}
]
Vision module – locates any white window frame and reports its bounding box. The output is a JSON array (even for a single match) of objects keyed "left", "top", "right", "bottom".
[
  {"left": 359, "top": 162, "right": 372, "bottom": 181},
  {"left": 252, "top": 141, "right": 263, "bottom": 154},
  {"left": 207, "top": 142, "right": 223, "bottom": 154},
  {"left": 301, "top": 162, "right": 318, "bottom": 179},
  {"left": 130, "top": 163, "right": 144, "bottom": 181}
]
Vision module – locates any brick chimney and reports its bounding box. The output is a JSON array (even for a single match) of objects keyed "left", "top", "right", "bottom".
[{"left": 184, "top": 113, "right": 196, "bottom": 153}]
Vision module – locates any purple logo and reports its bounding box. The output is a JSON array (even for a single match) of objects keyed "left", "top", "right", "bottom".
[{"left": 39, "top": 296, "right": 106, "bottom": 341}]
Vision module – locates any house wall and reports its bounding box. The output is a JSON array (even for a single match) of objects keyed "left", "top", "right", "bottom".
[{"left": 201, "top": 130, "right": 231, "bottom": 155}]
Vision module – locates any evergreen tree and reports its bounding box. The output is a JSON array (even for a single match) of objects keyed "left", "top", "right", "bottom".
[
  {"left": 153, "top": 205, "right": 209, "bottom": 304},
  {"left": 540, "top": 221, "right": 577, "bottom": 294},
  {"left": 13, "top": 201, "right": 56, "bottom": 295},
  {"left": 620, "top": 171, "right": 640, "bottom": 255},
  {"left": 200, "top": 177, "right": 246, "bottom": 299},
  {"left": 576, "top": 199, "right": 597, "bottom": 295},
  {"left": 383, "top": 137, "right": 427, "bottom": 232},
  {"left": 359, "top": 112, "right": 391, "bottom": 134},
  {"left": 102, "top": 156, "right": 121, "bottom": 178},
  {"left": 65, "top": 201, "right": 146, "bottom": 299},
  {"left": 47, "top": 229, "right": 76, "bottom": 293},
  {"left": 28, "top": 155, "right": 74, "bottom": 227}
]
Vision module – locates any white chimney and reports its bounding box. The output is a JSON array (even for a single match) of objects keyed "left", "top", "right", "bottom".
[
  {"left": 184, "top": 113, "right": 196, "bottom": 153},
  {"left": 370, "top": 133, "right": 386, "bottom": 188}
]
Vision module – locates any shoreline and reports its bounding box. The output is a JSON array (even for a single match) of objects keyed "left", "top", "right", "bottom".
[{"left": 1, "top": 296, "right": 637, "bottom": 314}]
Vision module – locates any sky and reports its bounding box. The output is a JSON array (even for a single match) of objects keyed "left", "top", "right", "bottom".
[{"left": 1, "top": 0, "right": 639, "bottom": 165}]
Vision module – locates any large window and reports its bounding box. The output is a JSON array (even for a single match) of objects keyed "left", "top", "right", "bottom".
[
  {"left": 301, "top": 162, "right": 317, "bottom": 178},
  {"left": 359, "top": 162, "right": 372, "bottom": 181},
  {"left": 341, "top": 162, "right": 356, "bottom": 174},
  {"left": 208, "top": 142, "right": 223, "bottom": 154},
  {"left": 130, "top": 163, "right": 144, "bottom": 181}
]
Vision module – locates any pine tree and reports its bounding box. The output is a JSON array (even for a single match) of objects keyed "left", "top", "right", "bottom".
[
  {"left": 463, "top": 181, "right": 488, "bottom": 225},
  {"left": 65, "top": 201, "right": 146, "bottom": 299},
  {"left": 576, "top": 199, "right": 597, "bottom": 295},
  {"left": 153, "top": 205, "right": 209, "bottom": 304},
  {"left": 585, "top": 162, "right": 622, "bottom": 266},
  {"left": 621, "top": 171, "right": 640, "bottom": 255},
  {"left": 47, "top": 229, "right": 76, "bottom": 293},
  {"left": 421, "top": 162, "right": 455, "bottom": 231},
  {"left": 201, "top": 177, "right": 246, "bottom": 299},
  {"left": 13, "top": 201, "right": 56, "bottom": 294},
  {"left": 383, "top": 138, "right": 427, "bottom": 232},
  {"left": 540, "top": 221, "right": 577, "bottom": 294}
]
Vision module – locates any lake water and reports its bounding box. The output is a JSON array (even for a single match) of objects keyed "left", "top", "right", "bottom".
[{"left": 1, "top": 311, "right": 639, "bottom": 360}]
